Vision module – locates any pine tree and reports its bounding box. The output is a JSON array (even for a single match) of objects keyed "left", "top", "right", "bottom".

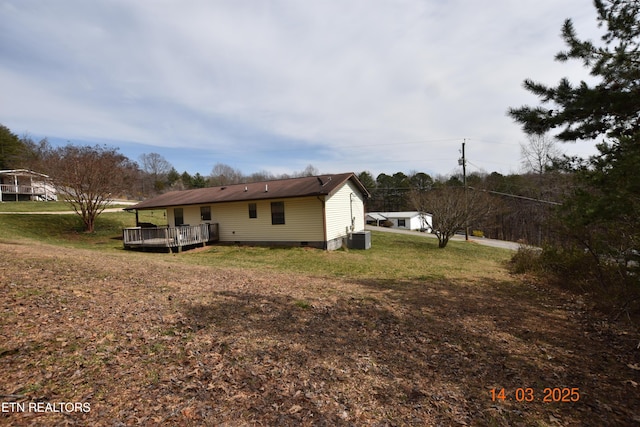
[
  {"left": 509, "top": 0, "right": 640, "bottom": 142},
  {"left": 0, "top": 124, "right": 26, "bottom": 169},
  {"left": 509, "top": 0, "right": 640, "bottom": 289}
]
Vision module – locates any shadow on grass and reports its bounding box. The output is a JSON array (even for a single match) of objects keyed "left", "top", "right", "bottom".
[{"left": 177, "top": 275, "right": 635, "bottom": 425}]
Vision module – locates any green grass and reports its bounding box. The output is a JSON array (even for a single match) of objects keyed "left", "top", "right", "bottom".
[
  {"left": 0, "top": 201, "right": 143, "bottom": 212},
  {"left": 182, "top": 231, "right": 511, "bottom": 282},
  {"left": 0, "top": 206, "right": 165, "bottom": 250},
  {"left": 0, "top": 212, "right": 128, "bottom": 249},
  {"left": 0, "top": 203, "right": 511, "bottom": 281},
  {"left": 0, "top": 201, "right": 74, "bottom": 212}
]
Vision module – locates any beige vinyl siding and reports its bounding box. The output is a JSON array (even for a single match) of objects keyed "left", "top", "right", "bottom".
[
  {"left": 324, "top": 180, "right": 366, "bottom": 241},
  {"left": 161, "top": 183, "right": 366, "bottom": 245},
  {"left": 211, "top": 197, "right": 325, "bottom": 242},
  {"left": 166, "top": 206, "right": 209, "bottom": 227}
]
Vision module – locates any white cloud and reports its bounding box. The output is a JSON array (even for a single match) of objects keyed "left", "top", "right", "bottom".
[{"left": 0, "top": 0, "right": 603, "bottom": 176}]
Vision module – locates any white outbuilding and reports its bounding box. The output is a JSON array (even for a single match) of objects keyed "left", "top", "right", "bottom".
[{"left": 366, "top": 211, "right": 432, "bottom": 232}]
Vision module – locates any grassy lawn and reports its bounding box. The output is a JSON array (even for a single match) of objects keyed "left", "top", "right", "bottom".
[
  {"left": 184, "top": 232, "right": 511, "bottom": 283},
  {"left": 0, "top": 208, "right": 165, "bottom": 249},
  {"left": 0, "top": 201, "right": 74, "bottom": 212},
  {"left": 0, "top": 201, "right": 138, "bottom": 212},
  {"left": 0, "top": 205, "right": 510, "bottom": 282}
]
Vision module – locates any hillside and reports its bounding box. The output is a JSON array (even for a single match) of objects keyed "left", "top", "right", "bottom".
[{"left": 1, "top": 235, "right": 639, "bottom": 425}]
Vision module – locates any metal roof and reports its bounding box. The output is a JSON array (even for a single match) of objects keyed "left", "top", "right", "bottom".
[
  {"left": 366, "top": 213, "right": 388, "bottom": 221},
  {"left": 0, "top": 169, "right": 50, "bottom": 179},
  {"left": 127, "top": 172, "right": 370, "bottom": 210}
]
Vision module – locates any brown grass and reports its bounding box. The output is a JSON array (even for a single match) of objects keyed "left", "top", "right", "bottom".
[{"left": 1, "top": 241, "right": 639, "bottom": 426}]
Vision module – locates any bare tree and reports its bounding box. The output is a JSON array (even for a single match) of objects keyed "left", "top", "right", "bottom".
[
  {"left": 410, "top": 186, "right": 493, "bottom": 248},
  {"left": 43, "top": 144, "right": 137, "bottom": 232},
  {"left": 248, "top": 170, "right": 275, "bottom": 182},
  {"left": 293, "top": 164, "right": 319, "bottom": 177},
  {"left": 520, "top": 133, "right": 562, "bottom": 174},
  {"left": 209, "top": 163, "right": 243, "bottom": 186},
  {"left": 139, "top": 152, "right": 173, "bottom": 193},
  {"left": 17, "top": 133, "right": 50, "bottom": 170}
]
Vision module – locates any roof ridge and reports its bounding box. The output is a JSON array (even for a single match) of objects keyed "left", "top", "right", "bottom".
[
  {"left": 127, "top": 172, "right": 362, "bottom": 210},
  {"left": 211, "top": 172, "right": 352, "bottom": 188}
]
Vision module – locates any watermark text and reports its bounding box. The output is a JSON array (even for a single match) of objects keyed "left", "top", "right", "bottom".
[{"left": 1, "top": 401, "right": 90, "bottom": 413}]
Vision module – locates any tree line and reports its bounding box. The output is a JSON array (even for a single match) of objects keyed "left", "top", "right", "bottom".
[
  {"left": 0, "top": 127, "right": 323, "bottom": 198},
  {"left": 1, "top": 122, "right": 567, "bottom": 247},
  {"left": 0, "top": 128, "right": 332, "bottom": 231},
  {"left": 358, "top": 161, "right": 567, "bottom": 248}
]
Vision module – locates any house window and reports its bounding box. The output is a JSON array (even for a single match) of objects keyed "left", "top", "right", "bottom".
[
  {"left": 271, "top": 201, "right": 285, "bottom": 225},
  {"left": 200, "top": 206, "right": 211, "bottom": 221},
  {"left": 174, "top": 208, "right": 184, "bottom": 226},
  {"left": 398, "top": 219, "right": 406, "bottom": 227},
  {"left": 248, "top": 203, "right": 257, "bottom": 219}
]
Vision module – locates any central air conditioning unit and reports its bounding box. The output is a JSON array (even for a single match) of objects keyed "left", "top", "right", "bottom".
[{"left": 348, "top": 231, "right": 371, "bottom": 250}]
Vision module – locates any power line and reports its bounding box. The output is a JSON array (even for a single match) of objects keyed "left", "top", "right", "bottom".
[
  {"left": 468, "top": 187, "right": 562, "bottom": 205},
  {"left": 462, "top": 137, "right": 561, "bottom": 206},
  {"left": 340, "top": 138, "right": 465, "bottom": 149},
  {"left": 474, "top": 139, "right": 518, "bottom": 147}
]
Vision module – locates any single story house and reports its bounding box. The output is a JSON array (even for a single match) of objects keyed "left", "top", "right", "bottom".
[
  {"left": 124, "top": 172, "right": 370, "bottom": 251},
  {"left": 0, "top": 169, "right": 57, "bottom": 202},
  {"left": 366, "top": 211, "right": 432, "bottom": 232}
]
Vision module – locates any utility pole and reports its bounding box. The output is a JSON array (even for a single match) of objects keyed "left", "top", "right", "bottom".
[{"left": 459, "top": 140, "right": 469, "bottom": 241}]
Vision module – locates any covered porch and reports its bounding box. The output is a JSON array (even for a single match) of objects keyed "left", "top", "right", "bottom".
[
  {"left": 0, "top": 169, "right": 57, "bottom": 201},
  {"left": 123, "top": 223, "right": 219, "bottom": 252}
]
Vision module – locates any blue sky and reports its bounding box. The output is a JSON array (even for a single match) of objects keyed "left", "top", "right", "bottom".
[{"left": 1, "top": 0, "right": 602, "bottom": 178}]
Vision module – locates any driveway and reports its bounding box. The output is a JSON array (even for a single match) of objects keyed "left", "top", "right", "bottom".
[{"left": 365, "top": 225, "right": 523, "bottom": 251}]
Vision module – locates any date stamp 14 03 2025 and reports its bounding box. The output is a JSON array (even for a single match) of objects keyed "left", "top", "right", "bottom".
[{"left": 490, "top": 388, "right": 580, "bottom": 403}]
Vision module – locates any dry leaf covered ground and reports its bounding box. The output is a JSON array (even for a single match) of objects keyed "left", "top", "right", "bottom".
[{"left": 1, "top": 240, "right": 639, "bottom": 426}]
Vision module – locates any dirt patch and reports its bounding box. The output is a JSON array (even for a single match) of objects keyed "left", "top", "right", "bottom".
[{"left": 1, "top": 242, "right": 639, "bottom": 426}]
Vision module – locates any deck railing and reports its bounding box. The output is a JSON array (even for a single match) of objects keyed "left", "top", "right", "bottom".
[
  {"left": 0, "top": 183, "right": 57, "bottom": 201},
  {"left": 0, "top": 184, "right": 48, "bottom": 194},
  {"left": 123, "top": 223, "right": 219, "bottom": 251}
]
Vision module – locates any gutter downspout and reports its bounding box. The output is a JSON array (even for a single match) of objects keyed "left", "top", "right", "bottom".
[{"left": 349, "top": 193, "right": 355, "bottom": 232}]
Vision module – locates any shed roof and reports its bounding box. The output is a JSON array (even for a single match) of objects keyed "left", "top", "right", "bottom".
[{"left": 127, "top": 172, "right": 369, "bottom": 210}]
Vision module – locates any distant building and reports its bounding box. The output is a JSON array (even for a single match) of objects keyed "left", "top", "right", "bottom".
[
  {"left": 367, "top": 211, "right": 432, "bottom": 232},
  {"left": 0, "top": 169, "right": 57, "bottom": 202}
]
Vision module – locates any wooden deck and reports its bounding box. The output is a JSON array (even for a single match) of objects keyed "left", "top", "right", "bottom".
[{"left": 123, "top": 223, "right": 219, "bottom": 252}]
